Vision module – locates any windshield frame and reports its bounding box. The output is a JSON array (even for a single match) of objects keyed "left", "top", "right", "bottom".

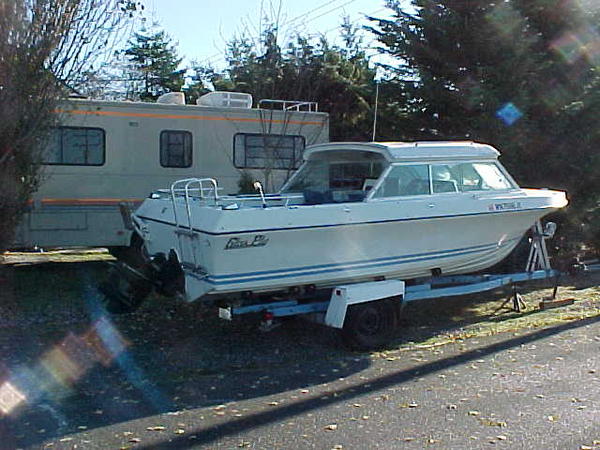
[{"left": 279, "top": 150, "right": 389, "bottom": 198}]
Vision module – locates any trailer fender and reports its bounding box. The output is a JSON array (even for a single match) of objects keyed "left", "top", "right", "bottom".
[{"left": 324, "top": 280, "right": 405, "bottom": 329}]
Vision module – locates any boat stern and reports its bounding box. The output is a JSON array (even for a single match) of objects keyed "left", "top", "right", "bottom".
[{"left": 182, "top": 272, "right": 214, "bottom": 302}]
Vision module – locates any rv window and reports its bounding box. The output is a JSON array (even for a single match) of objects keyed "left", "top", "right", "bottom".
[
  {"left": 234, "top": 133, "right": 305, "bottom": 169},
  {"left": 160, "top": 130, "right": 192, "bottom": 168},
  {"left": 42, "top": 127, "right": 105, "bottom": 166}
]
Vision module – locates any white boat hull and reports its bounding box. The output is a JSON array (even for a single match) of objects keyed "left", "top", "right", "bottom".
[{"left": 135, "top": 189, "right": 566, "bottom": 301}]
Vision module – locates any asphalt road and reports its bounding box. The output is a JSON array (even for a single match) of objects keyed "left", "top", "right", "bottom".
[{"left": 2, "top": 317, "right": 598, "bottom": 449}]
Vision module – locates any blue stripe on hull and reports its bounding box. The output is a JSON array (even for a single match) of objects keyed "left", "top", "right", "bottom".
[{"left": 204, "top": 239, "right": 519, "bottom": 286}]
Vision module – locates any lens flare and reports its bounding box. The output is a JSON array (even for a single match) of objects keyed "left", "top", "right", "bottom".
[
  {"left": 0, "top": 381, "right": 26, "bottom": 415},
  {"left": 496, "top": 102, "right": 523, "bottom": 126},
  {"left": 82, "top": 318, "right": 129, "bottom": 367},
  {"left": 551, "top": 27, "right": 600, "bottom": 67},
  {"left": 485, "top": 2, "right": 526, "bottom": 41},
  {"left": 0, "top": 316, "right": 129, "bottom": 417}
]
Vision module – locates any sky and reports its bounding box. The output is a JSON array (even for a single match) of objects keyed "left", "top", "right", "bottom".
[{"left": 139, "top": 0, "right": 395, "bottom": 70}]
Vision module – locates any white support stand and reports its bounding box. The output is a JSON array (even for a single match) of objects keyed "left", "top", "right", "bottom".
[
  {"left": 496, "top": 221, "right": 557, "bottom": 313},
  {"left": 526, "top": 221, "right": 554, "bottom": 272}
]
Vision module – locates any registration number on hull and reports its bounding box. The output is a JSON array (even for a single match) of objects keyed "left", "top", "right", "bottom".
[{"left": 489, "top": 201, "right": 522, "bottom": 211}]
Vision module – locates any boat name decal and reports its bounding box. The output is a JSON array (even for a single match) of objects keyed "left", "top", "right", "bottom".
[
  {"left": 224, "top": 235, "right": 269, "bottom": 250},
  {"left": 489, "top": 201, "right": 522, "bottom": 211}
]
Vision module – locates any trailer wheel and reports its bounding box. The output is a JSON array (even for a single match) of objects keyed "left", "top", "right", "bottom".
[
  {"left": 341, "top": 298, "right": 398, "bottom": 351},
  {"left": 99, "top": 264, "right": 152, "bottom": 314}
]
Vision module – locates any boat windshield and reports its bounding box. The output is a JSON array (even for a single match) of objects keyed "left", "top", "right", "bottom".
[{"left": 280, "top": 150, "right": 387, "bottom": 204}]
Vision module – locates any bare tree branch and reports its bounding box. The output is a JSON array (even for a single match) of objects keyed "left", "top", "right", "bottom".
[{"left": 0, "top": 0, "right": 137, "bottom": 249}]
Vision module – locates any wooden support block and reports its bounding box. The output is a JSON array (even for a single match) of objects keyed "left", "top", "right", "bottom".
[{"left": 538, "top": 298, "right": 575, "bottom": 310}]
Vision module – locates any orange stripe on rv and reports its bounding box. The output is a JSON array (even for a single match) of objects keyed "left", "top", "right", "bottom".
[
  {"left": 56, "top": 109, "right": 326, "bottom": 126},
  {"left": 40, "top": 198, "right": 143, "bottom": 206}
]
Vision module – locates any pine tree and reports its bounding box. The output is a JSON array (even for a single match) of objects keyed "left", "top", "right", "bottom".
[
  {"left": 195, "top": 20, "right": 378, "bottom": 141},
  {"left": 370, "top": 1, "right": 600, "bottom": 250},
  {"left": 124, "top": 28, "right": 185, "bottom": 101}
]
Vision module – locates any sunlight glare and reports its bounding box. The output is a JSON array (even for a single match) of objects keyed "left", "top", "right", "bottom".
[{"left": 0, "top": 381, "right": 26, "bottom": 415}]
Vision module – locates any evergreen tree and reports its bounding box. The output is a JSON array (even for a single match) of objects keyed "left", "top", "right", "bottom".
[
  {"left": 194, "top": 20, "right": 379, "bottom": 141},
  {"left": 370, "top": 1, "right": 600, "bottom": 251},
  {"left": 124, "top": 27, "right": 185, "bottom": 101}
]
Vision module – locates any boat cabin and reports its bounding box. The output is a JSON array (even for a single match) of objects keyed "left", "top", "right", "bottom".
[{"left": 280, "top": 141, "right": 517, "bottom": 204}]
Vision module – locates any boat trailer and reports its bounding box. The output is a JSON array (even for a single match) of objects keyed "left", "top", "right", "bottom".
[
  {"left": 100, "top": 221, "right": 561, "bottom": 350},
  {"left": 218, "top": 221, "right": 560, "bottom": 350}
]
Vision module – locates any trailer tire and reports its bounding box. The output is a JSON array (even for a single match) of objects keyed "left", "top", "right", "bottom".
[{"left": 341, "top": 298, "right": 398, "bottom": 351}]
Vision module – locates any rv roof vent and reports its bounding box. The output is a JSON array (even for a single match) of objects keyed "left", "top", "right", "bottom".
[
  {"left": 197, "top": 91, "right": 253, "bottom": 109},
  {"left": 157, "top": 92, "right": 185, "bottom": 105}
]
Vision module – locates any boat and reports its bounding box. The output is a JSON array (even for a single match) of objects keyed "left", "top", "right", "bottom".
[{"left": 129, "top": 141, "right": 568, "bottom": 304}]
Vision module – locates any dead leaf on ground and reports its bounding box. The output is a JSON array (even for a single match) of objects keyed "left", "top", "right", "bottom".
[{"left": 478, "top": 418, "right": 507, "bottom": 427}]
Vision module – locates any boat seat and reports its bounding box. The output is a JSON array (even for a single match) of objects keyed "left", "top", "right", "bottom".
[
  {"left": 401, "top": 179, "right": 430, "bottom": 196},
  {"left": 347, "top": 191, "right": 365, "bottom": 202},
  {"left": 303, "top": 189, "right": 334, "bottom": 205},
  {"left": 433, "top": 180, "right": 458, "bottom": 193}
]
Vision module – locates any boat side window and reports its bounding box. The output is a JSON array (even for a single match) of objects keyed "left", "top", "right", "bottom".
[
  {"left": 42, "top": 127, "right": 105, "bottom": 166},
  {"left": 432, "top": 162, "right": 513, "bottom": 192},
  {"left": 372, "top": 164, "right": 430, "bottom": 198},
  {"left": 431, "top": 165, "right": 459, "bottom": 193},
  {"left": 470, "top": 162, "right": 514, "bottom": 190},
  {"left": 233, "top": 133, "right": 305, "bottom": 169},
  {"left": 160, "top": 130, "right": 192, "bottom": 168}
]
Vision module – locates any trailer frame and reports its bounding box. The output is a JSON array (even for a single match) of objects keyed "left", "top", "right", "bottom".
[{"left": 217, "top": 221, "right": 560, "bottom": 349}]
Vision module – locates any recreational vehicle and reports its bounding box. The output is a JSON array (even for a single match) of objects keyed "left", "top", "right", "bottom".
[{"left": 13, "top": 92, "right": 329, "bottom": 251}]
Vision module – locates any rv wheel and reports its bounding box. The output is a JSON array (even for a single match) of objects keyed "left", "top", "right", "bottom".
[{"left": 341, "top": 298, "right": 398, "bottom": 351}]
